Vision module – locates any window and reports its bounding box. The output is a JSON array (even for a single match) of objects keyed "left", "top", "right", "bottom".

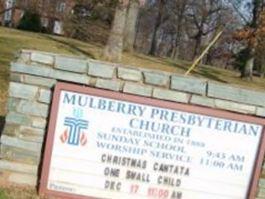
[
  {"left": 56, "top": 2, "right": 66, "bottom": 13},
  {"left": 4, "top": 0, "right": 14, "bottom": 22}
]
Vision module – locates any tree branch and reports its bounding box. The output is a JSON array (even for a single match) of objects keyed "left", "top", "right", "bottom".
[{"left": 229, "top": 1, "right": 249, "bottom": 24}]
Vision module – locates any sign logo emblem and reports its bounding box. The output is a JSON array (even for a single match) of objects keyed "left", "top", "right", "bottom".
[{"left": 60, "top": 117, "right": 88, "bottom": 146}]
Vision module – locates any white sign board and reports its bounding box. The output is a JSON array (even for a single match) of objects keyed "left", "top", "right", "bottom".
[{"left": 40, "top": 83, "right": 265, "bottom": 199}]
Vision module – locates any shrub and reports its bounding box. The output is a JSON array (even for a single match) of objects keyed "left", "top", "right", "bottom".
[{"left": 17, "top": 11, "right": 42, "bottom": 32}]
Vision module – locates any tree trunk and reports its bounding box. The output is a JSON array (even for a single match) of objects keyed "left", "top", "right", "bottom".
[
  {"left": 242, "top": 57, "right": 254, "bottom": 80},
  {"left": 251, "top": 0, "right": 262, "bottom": 28},
  {"left": 171, "top": 31, "right": 181, "bottom": 60},
  {"left": 172, "top": 25, "right": 183, "bottom": 60},
  {"left": 172, "top": 1, "right": 187, "bottom": 60},
  {"left": 149, "top": 0, "right": 164, "bottom": 56},
  {"left": 193, "top": 33, "right": 202, "bottom": 59},
  {"left": 240, "top": 0, "right": 261, "bottom": 79},
  {"left": 123, "top": 0, "right": 140, "bottom": 52},
  {"left": 240, "top": 38, "right": 256, "bottom": 79},
  {"left": 261, "top": 64, "right": 265, "bottom": 78},
  {"left": 103, "top": 4, "right": 127, "bottom": 62}
]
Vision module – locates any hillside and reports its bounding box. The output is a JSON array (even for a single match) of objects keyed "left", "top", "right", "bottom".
[{"left": 0, "top": 27, "right": 265, "bottom": 116}]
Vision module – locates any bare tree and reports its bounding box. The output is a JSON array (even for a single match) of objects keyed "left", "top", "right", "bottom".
[
  {"left": 231, "top": 0, "right": 264, "bottom": 79},
  {"left": 186, "top": 0, "right": 223, "bottom": 59},
  {"left": 103, "top": 1, "right": 128, "bottom": 62},
  {"left": 63, "top": 0, "right": 100, "bottom": 40},
  {"left": 256, "top": 11, "right": 265, "bottom": 77},
  {"left": 124, "top": 0, "right": 141, "bottom": 52},
  {"left": 149, "top": 0, "right": 166, "bottom": 55},
  {"left": 103, "top": 0, "right": 145, "bottom": 62},
  {"left": 168, "top": 0, "right": 189, "bottom": 59}
]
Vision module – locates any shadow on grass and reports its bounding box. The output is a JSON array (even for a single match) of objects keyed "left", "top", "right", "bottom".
[
  {"left": 133, "top": 54, "right": 169, "bottom": 65},
  {"left": 42, "top": 35, "right": 96, "bottom": 59},
  {"left": 170, "top": 62, "right": 189, "bottom": 71},
  {"left": 193, "top": 67, "right": 228, "bottom": 83},
  {"left": 0, "top": 117, "right": 5, "bottom": 137}
]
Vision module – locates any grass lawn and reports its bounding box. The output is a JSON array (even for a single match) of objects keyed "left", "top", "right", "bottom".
[
  {"left": 0, "top": 189, "right": 7, "bottom": 199},
  {"left": 0, "top": 26, "right": 265, "bottom": 117}
]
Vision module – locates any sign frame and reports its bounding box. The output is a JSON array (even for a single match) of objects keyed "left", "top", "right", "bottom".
[{"left": 39, "top": 82, "right": 265, "bottom": 199}]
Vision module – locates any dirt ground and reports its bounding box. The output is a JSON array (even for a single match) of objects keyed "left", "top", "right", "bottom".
[{"left": 0, "top": 171, "right": 42, "bottom": 199}]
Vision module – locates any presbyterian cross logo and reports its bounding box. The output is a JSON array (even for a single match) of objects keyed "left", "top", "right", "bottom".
[{"left": 60, "top": 117, "right": 89, "bottom": 146}]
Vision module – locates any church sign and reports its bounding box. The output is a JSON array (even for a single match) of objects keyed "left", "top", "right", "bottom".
[{"left": 39, "top": 82, "right": 265, "bottom": 199}]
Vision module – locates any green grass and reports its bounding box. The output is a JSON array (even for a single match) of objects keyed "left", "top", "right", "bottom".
[
  {"left": 0, "top": 26, "right": 265, "bottom": 116},
  {"left": 0, "top": 27, "right": 99, "bottom": 116},
  {"left": 0, "top": 189, "right": 7, "bottom": 199}
]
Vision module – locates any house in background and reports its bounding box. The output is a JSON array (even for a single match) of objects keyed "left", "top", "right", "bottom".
[
  {"left": 0, "top": 0, "right": 76, "bottom": 35},
  {"left": 0, "top": 0, "right": 21, "bottom": 27},
  {"left": 39, "top": 0, "right": 75, "bottom": 35},
  {"left": 2, "top": 0, "right": 14, "bottom": 26}
]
